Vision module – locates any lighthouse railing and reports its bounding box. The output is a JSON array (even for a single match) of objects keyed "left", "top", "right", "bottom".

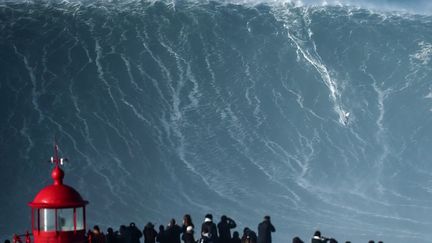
[{"left": 13, "top": 231, "right": 33, "bottom": 243}]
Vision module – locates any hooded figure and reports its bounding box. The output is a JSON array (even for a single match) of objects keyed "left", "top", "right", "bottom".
[
  {"left": 257, "top": 216, "right": 275, "bottom": 243},
  {"left": 201, "top": 214, "right": 218, "bottom": 242}
]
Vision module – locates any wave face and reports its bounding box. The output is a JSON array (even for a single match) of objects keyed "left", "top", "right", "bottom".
[{"left": 1, "top": 1, "right": 432, "bottom": 242}]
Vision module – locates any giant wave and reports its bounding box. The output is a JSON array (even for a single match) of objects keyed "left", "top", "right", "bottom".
[{"left": 1, "top": 1, "right": 432, "bottom": 242}]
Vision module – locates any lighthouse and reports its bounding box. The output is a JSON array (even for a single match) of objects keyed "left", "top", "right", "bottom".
[{"left": 28, "top": 144, "right": 88, "bottom": 243}]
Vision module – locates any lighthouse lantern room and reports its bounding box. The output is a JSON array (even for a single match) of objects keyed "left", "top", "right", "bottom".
[{"left": 28, "top": 144, "right": 88, "bottom": 243}]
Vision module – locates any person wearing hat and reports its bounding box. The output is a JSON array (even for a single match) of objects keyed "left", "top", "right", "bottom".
[
  {"left": 201, "top": 214, "right": 218, "bottom": 242},
  {"left": 257, "top": 216, "right": 275, "bottom": 243},
  {"left": 311, "top": 231, "right": 326, "bottom": 243}
]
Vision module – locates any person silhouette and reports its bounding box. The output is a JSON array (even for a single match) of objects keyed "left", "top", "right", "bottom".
[
  {"left": 106, "top": 227, "right": 116, "bottom": 243},
  {"left": 218, "top": 215, "right": 237, "bottom": 243},
  {"left": 231, "top": 231, "right": 241, "bottom": 243},
  {"left": 182, "top": 214, "right": 195, "bottom": 233},
  {"left": 241, "top": 227, "right": 257, "bottom": 243},
  {"left": 201, "top": 214, "right": 218, "bottom": 243},
  {"left": 128, "top": 223, "right": 142, "bottom": 243},
  {"left": 311, "top": 231, "right": 326, "bottom": 243},
  {"left": 156, "top": 225, "right": 166, "bottom": 243},
  {"left": 118, "top": 225, "right": 127, "bottom": 243},
  {"left": 143, "top": 222, "right": 158, "bottom": 243},
  {"left": 257, "top": 216, "right": 275, "bottom": 243},
  {"left": 166, "top": 219, "right": 182, "bottom": 243},
  {"left": 92, "top": 225, "right": 106, "bottom": 243}
]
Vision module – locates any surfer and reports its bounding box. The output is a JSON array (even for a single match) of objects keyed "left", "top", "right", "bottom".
[{"left": 343, "top": 111, "right": 350, "bottom": 125}]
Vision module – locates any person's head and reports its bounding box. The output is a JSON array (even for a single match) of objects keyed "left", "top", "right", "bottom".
[
  {"left": 243, "top": 227, "right": 250, "bottom": 234},
  {"left": 93, "top": 225, "right": 100, "bottom": 234},
  {"left": 233, "top": 231, "right": 239, "bottom": 238},
  {"left": 4, "top": 240, "right": 11, "bottom": 243},
  {"left": 264, "top": 215, "right": 270, "bottom": 221},
  {"left": 368, "top": 241, "right": 375, "bottom": 243},
  {"left": 130, "top": 222, "right": 136, "bottom": 227},
  {"left": 120, "top": 225, "right": 127, "bottom": 234},
  {"left": 107, "top": 228, "right": 114, "bottom": 234},
  {"left": 292, "top": 237, "right": 304, "bottom": 243},
  {"left": 204, "top": 214, "right": 213, "bottom": 222},
  {"left": 313, "top": 231, "right": 321, "bottom": 237},
  {"left": 221, "top": 215, "right": 227, "bottom": 222},
  {"left": 169, "top": 218, "right": 176, "bottom": 226},
  {"left": 377, "top": 242, "right": 383, "bottom": 243},
  {"left": 146, "top": 222, "right": 154, "bottom": 228},
  {"left": 159, "top": 225, "right": 164, "bottom": 232},
  {"left": 183, "top": 214, "right": 192, "bottom": 225}
]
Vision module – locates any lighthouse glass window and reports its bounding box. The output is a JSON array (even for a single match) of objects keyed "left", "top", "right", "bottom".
[
  {"left": 39, "top": 209, "right": 55, "bottom": 231},
  {"left": 75, "top": 207, "right": 84, "bottom": 230},
  {"left": 57, "top": 208, "right": 74, "bottom": 231}
]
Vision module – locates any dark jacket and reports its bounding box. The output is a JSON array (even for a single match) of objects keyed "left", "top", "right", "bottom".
[
  {"left": 231, "top": 235, "right": 241, "bottom": 243},
  {"left": 257, "top": 221, "right": 275, "bottom": 243},
  {"left": 241, "top": 230, "right": 257, "bottom": 243},
  {"left": 201, "top": 221, "right": 218, "bottom": 242},
  {"left": 218, "top": 218, "right": 237, "bottom": 243},
  {"left": 143, "top": 225, "right": 158, "bottom": 243},
  {"left": 156, "top": 229, "right": 166, "bottom": 243},
  {"left": 128, "top": 224, "right": 143, "bottom": 243},
  {"left": 199, "top": 233, "right": 213, "bottom": 243},
  {"left": 165, "top": 224, "right": 182, "bottom": 243},
  {"left": 182, "top": 231, "right": 195, "bottom": 243}
]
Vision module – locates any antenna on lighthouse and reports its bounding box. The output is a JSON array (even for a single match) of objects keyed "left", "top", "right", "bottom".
[{"left": 50, "top": 138, "right": 68, "bottom": 167}]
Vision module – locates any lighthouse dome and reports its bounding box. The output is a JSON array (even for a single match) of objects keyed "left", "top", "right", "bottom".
[
  {"left": 29, "top": 166, "right": 88, "bottom": 208},
  {"left": 29, "top": 184, "right": 87, "bottom": 208}
]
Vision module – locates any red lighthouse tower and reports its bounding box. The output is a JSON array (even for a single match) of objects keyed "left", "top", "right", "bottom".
[{"left": 29, "top": 144, "right": 88, "bottom": 243}]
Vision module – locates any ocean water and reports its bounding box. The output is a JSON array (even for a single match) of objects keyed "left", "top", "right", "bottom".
[{"left": 1, "top": 0, "right": 432, "bottom": 242}]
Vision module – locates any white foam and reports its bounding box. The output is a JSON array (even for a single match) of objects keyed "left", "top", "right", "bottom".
[
  {"left": 274, "top": 7, "right": 349, "bottom": 125},
  {"left": 13, "top": 45, "right": 45, "bottom": 123},
  {"left": 410, "top": 41, "right": 432, "bottom": 65}
]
